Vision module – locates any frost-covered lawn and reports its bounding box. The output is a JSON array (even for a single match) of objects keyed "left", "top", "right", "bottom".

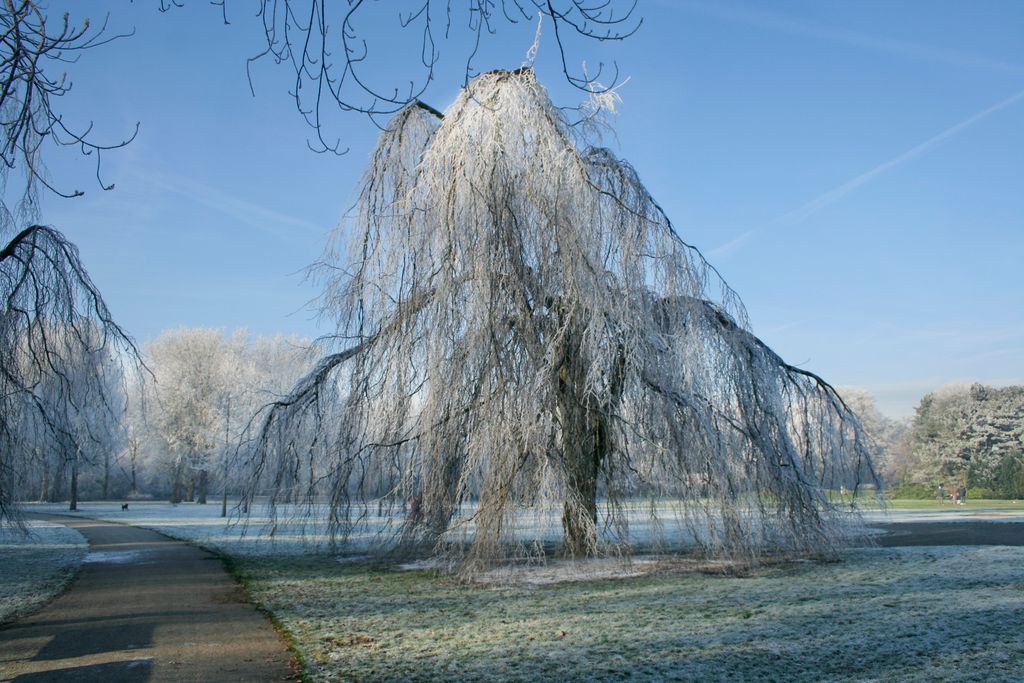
[
  {"left": 21, "top": 501, "right": 1024, "bottom": 681},
  {"left": 0, "top": 518, "right": 87, "bottom": 623},
  {"left": 235, "top": 546, "right": 1024, "bottom": 682}
]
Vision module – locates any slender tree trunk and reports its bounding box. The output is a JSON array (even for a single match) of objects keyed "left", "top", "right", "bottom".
[
  {"left": 220, "top": 452, "right": 229, "bottom": 517},
  {"left": 102, "top": 450, "right": 110, "bottom": 499},
  {"left": 69, "top": 448, "right": 79, "bottom": 511},
  {"left": 130, "top": 446, "right": 138, "bottom": 495},
  {"left": 37, "top": 456, "right": 49, "bottom": 503},
  {"left": 221, "top": 402, "right": 230, "bottom": 517}
]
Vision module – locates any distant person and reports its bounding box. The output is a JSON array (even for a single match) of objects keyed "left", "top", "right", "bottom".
[
  {"left": 958, "top": 486, "right": 967, "bottom": 505},
  {"left": 937, "top": 483, "right": 945, "bottom": 502}
]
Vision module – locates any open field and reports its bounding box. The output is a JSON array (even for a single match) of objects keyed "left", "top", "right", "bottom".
[{"left": 14, "top": 501, "right": 1024, "bottom": 682}]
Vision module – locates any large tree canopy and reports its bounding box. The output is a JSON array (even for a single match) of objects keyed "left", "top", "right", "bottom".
[
  {"left": 903, "top": 383, "right": 1024, "bottom": 497},
  {"left": 245, "top": 69, "right": 879, "bottom": 570}
]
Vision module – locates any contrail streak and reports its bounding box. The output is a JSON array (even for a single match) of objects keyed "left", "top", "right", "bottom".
[{"left": 710, "top": 88, "right": 1024, "bottom": 256}]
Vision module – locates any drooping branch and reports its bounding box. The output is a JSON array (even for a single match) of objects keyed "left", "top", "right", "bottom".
[
  {"left": 0, "top": 3, "right": 137, "bottom": 233},
  {"left": 240, "top": 1, "right": 639, "bottom": 153}
]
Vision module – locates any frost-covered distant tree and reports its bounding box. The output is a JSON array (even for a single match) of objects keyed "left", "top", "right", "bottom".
[
  {"left": 144, "top": 329, "right": 311, "bottom": 506},
  {"left": 904, "top": 384, "right": 1024, "bottom": 496},
  {"left": 214, "top": 332, "right": 310, "bottom": 516},
  {"left": 148, "top": 329, "right": 236, "bottom": 504},
  {"left": 246, "top": 70, "right": 878, "bottom": 569},
  {"left": 837, "top": 388, "right": 907, "bottom": 488}
]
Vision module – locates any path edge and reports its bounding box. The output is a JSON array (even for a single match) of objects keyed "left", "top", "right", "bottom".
[{"left": 210, "top": 548, "right": 312, "bottom": 683}]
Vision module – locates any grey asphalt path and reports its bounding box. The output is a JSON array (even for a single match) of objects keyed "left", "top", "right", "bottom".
[
  {"left": 0, "top": 515, "right": 296, "bottom": 683},
  {"left": 871, "top": 519, "right": 1024, "bottom": 547}
]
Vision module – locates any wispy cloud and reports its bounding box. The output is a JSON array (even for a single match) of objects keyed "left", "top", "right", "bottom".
[
  {"left": 709, "top": 88, "right": 1024, "bottom": 257},
  {"left": 667, "top": 0, "right": 1024, "bottom": 74},
  {"left": 146, "top": 170, "right": 329, "bottom": 241}
]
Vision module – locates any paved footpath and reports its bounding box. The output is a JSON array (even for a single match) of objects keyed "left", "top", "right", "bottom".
[
  {"left": 0, "top": 515, "right": 296, "bottom": 682},
  {"left": 872, "top": 519, "right": 1024, "bottom": 547}
]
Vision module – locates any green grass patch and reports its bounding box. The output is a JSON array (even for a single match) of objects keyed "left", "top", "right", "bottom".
[{"left": 884, "top": 499, "right": 1024, "bottom": 511}]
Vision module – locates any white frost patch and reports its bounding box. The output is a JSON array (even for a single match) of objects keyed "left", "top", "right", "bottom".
[
  {"left": 82, "top": 549, "right": 152, "bottom": 564},
  {"left": 0, "top": 519, "right": 88, "bottom": 623},
  {"left": 335, "top": 554, "right": 373, "bottom": 563},
  {"left": 397, "top": 558, "right": 446, "bottom": 572},
  {"left": 475, "top": 557, "right": 659, "bottom": 586}
]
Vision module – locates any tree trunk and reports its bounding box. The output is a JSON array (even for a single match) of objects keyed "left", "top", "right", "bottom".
[
  {"left": 170, "top": 456, "right": 185, "bottom": 504},
  {"left": 37, "top": 456, "right": 49, "bottom": 503},
  {"left": 197, "top": 468, "right": 208, "bottom": 504},
  {"left": 69, "top": 449, "right": 79, "bottom": 511},
  {"left": 221, "top": 402, "right": 230, "bottom": 517},
  {"left": 102, "top": 450, "right": 110, "bottom": 499},
  {"left": 422, "top": 448, "right": 463, "bottom": 538},
  {"left": 220, "top": 451, "right": 229, "bottom": 518},
  {"left": 558, "top": 402, "right": 607, "bottom": 558},
  {"left": 555, "top": 315, "right": 601, "bottom": 558},
  {"left": 554, "top": 308, "right": 624, "bottom": 558},
  {"left": 130, "top": 449, "right": 138, "bottom": 495}
]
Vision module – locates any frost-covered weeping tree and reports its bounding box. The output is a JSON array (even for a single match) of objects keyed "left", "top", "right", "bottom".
[
  {"left": 1, "top": 226, "right": 138, "bottom": 523},
  {"left": 245, "top": 69, "right": 879, "bottom": 568}
]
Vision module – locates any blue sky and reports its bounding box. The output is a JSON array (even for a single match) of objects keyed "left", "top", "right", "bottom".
[{"left": 38, "top": 1, "right": 1024, "bottom": 418}]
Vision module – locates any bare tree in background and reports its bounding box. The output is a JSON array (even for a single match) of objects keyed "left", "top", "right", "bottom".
[
  {"left": 837, "top": 388, "right": 907, "bottom": 490},
  {"left": 245, "top": 70, "right": 879, "bottom": 571}
]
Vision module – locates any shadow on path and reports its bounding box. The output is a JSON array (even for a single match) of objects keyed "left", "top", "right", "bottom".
[{"left": 0, "top": 515, "right": 296, "bottom": 682}]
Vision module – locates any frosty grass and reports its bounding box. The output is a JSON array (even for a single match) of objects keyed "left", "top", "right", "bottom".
[
  {"left": 21, "top": 501, "right": 1024, "bottom": 682},
  {"left": 0, "top": 518, "right": 87, "bottom": 623}
]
